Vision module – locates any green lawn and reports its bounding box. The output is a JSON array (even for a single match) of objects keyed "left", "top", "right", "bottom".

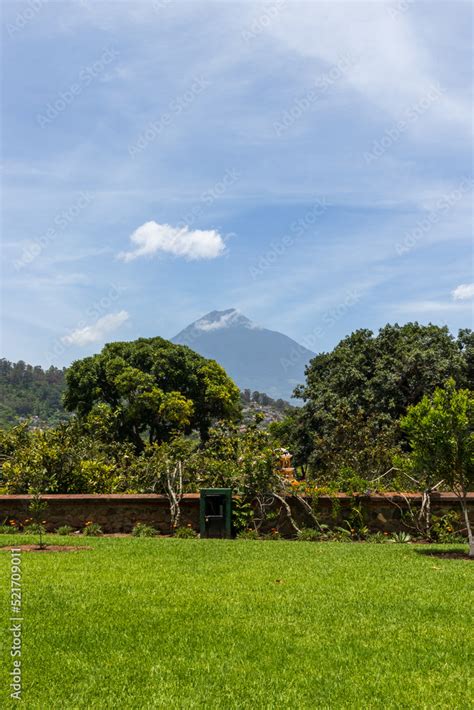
[{"left": 0, "top": 537, "right": 472, "bottom": 709}]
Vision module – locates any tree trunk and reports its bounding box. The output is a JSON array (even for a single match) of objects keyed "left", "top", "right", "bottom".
[{"left": 458, "top": 494, "right": 474, "bottom": 558}]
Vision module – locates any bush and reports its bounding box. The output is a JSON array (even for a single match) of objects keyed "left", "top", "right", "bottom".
[
  {"left": 23, "top": 523, "right": 46, "bottom": 535},
  {"left": 132, "top": 522, "right": 157, "bottom": 538},
  {"left": 0, "top": 524, "right": 14, "bottom": 534},
  {"left": 236, "top": 529, "right": 259, "bottom": 540},
  {"left": 431, "top": 511, "right": 465, "bottom": 543},
  {"left": 82, "top": 521, "right": 103, "bottom": 536},
  {"left": 174, "top": 525, "right": 198, "bottom": 539},
  {"left": 390, "top": 531, "right": 412, "bottom": 544},
  {"left": 56, "top": 525, "right": 74, "bottom": 536},
  {"left": 297, "top": 527, "right": 321, "bottom": 542}
]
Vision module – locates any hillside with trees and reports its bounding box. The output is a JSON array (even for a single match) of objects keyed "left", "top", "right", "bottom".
[{"left": 0, "top": 359, "right": 67, "bottom": 428}]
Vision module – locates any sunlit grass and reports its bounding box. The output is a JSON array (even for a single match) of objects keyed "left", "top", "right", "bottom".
[{"left": 0, "top": 537, "right": 472, "bottom": 709}]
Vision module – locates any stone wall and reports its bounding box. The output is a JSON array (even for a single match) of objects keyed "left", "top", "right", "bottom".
[{"left": 0, "top": 492, "right": 472, "bottom": 535}]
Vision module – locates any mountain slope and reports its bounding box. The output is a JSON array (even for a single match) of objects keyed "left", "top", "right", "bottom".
[
  {"left": 0, "top": 359, "right": 67, "bottom": 428},
  {"left": 172, "top": 309, "right": 314, "bottom": 401}
]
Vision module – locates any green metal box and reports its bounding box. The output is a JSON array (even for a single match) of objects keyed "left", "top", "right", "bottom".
[{"left": 200, "top": 488, "right": 232, "bottom": 539}]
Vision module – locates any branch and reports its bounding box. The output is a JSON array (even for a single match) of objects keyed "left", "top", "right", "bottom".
[{"left": 272, "top": 492, "right": 301, "bottom": 534}]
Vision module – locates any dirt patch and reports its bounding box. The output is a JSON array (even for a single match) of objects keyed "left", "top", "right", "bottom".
[
  {"left": 0, "top": 545, "right": 91, "bottom": 552},
  {"left": 416, "top": 549, "right": 472, "bottom": 561}
]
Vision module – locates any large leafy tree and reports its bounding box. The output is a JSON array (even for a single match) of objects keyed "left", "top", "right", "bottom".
[
  {"left": 290, "top": 323, "right": 472, "bottom": 479},
  {"left": 401, "top": 380, "right": 474, "bottom": 555},
  {"left": 63, "top": 337, "right": 241, "bottom": 450}
]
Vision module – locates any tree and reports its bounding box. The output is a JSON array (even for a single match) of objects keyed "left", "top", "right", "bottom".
[
  {"left": 401, "top": 380, "right": 474, "bottom": 556},
  {"left": 63, "top": 337, "right": 241, "bottom": 450},
  {"left": 293, "top": 323, "right": 471, "bottom": 479}
]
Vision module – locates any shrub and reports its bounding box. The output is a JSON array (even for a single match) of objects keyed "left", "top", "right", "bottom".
[
  {"left": 390, "top": 531, "right": 412, "bottom": 544},
  {"left": 23, "top": 523, "right": 46, "bottom": 535},
  {"left": 236, "top": 529, "right": 259, "bottom": 540},
  {"left": 297, "top": 527, "right": 321, "bottom": 541},
  {"left": 431, "top": 511, "right": 465, "bottom": 543},
  {"left": 232, "top": 498, "right": 255, "bottom": 533},
  {"left": 56, "top": 525, "right": 74, "bottom": 536},
  {"left": 0, "top": 524, "right": 14, "bottom": 534},
  {"left": 82, "top": 521, "right": 103, "bottom": 536},
  {"left": 174, "top": 525, "right": 198, "bottom": 539},
  {"left": 132, "top": 522, "right": 157, "bottom": 538}
]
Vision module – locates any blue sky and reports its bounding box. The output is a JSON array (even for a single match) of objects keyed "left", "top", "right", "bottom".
[{"left": 1, "top": 0, "right": 473, "bottom": 368}]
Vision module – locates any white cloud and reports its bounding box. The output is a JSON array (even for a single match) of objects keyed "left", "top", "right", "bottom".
[
  {"left": 118, "top": 221, "right": 226, "bottom": 262},
  {"left": 61, "top": 310, "right": 129, "bottom": 346},
  {"left": 452, "top": 283, "right": 474, "bottom": 301}
]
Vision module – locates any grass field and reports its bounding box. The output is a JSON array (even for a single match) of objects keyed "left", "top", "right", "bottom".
[{"left": 0, "top": 536, "right": 472, "bottom": 709}]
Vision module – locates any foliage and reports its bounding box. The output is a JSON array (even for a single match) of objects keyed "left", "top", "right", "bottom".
[
  {"left": 0, "top": 416, "right": 137, "bottom": 494},
  {"left": 132, "top": 522, "right": 157, "bottom": 538},
  {"left": 0, "top": 524, "right": 14, "bottom": 534},
  {"left": 430, "top": 511, "right": 464, "bottom": 543},
  {"left": 174, "top": 525, "right": 198, "bottom": 539},
  {"left": 82, "top": 521, "right": 103, "bottom": 536},
  {"left": 401, "top": 380, "right": 473, "bottom": 552},
  {"left": 232, "top": 498, "right": 255, "bottom": 533},
  {"left": 389, "top": 531, "right": 412, "bottom": 544},
  {"left": 296, "top": 527, "right": 322, "bottom": 541},
  {"left": 23, "top": 522, "right": 46, "bottom": 535},
  {"left": 335, "top": 520, "right": 370, "bottom": 542},
  {"left": 290, "top": 324, "right": 472, "bottom": 480},
  {"left": 400, "top": 380, "right": 473, "bottom": 494},
  {"left": 63, "top": 337, "right": 241, "bottom": 450},
  {"left": 56, "top": 525, "right": 74, "bottom": 536},
  {"left": 0, "top": 358, "right": 67, "bottom": 428}
]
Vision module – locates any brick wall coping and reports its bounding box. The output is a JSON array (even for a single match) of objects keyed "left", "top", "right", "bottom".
[{"left": 0, "top": 492, "right": 471, "bottom": 502}]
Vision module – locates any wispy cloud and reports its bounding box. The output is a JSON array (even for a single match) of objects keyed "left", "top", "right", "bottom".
[
  {"left": 396, "top": 299, "right": 473, "bottom": 314},
  {"left": 61, "top": 310, "right": 129, "bottom": 346},
  {"left": 118, "top": 221, "right": 226, "bottom": 262},
  {"left": 452, "top": 283, "right": 474, "bottom": 301}
]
